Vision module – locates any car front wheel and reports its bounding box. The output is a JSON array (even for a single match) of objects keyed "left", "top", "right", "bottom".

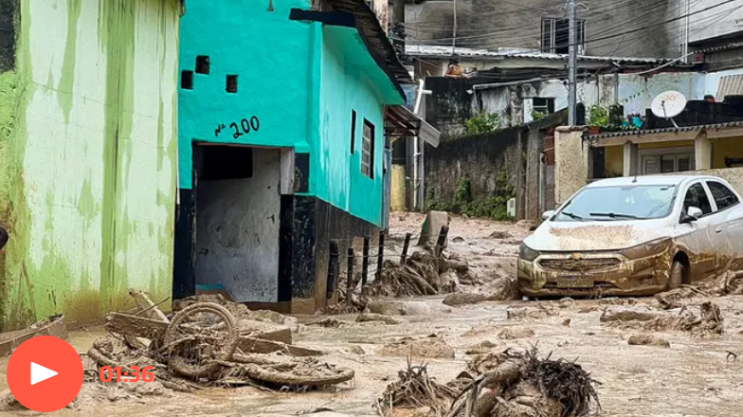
[{"left": 668, "top": 260, "right": 684, "bottom": 290}]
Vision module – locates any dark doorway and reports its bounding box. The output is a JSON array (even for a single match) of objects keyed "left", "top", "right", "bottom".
[{"left": 172, "top": 144, "right": 282, "bottom": 303}]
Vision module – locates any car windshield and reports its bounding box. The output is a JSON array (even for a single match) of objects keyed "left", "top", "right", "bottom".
[{"left": 554, "top": 184, "right": 678, "bottom": 222}]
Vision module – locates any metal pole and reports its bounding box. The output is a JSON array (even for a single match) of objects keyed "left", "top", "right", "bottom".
[
  {"left": 376, "top": 230, "right": 385, "bottom": 281},
  {"left": 683, "top": 0, "right": 690, "bottom": 63},
  {"left": 327, "top": 240, "right": 339, "bottom": 300},
  {"left": 452, "top": 0, "right": 457, "bottom": 54},
  {"left": 400, "top": 232, "right": 412, "bottom": 265},
  {"left": 361, "top": 237, "right": 370, "bottom": 287},
  {"left": 346, "top": 248, "right": 355, "bottom": 306},
  {"left": 435, "top": 226, "right": 450, "bottom": 258},
  {"left": 568, "top": 0, "right": 577, "bottom": 126}
]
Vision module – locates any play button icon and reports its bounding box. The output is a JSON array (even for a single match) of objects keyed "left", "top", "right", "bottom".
[
  {"left": 31, "top": 362, "right": 58, "bottom": 385},
  {"left": 7, "top": 336, "right": 83, "bottom": 412}
]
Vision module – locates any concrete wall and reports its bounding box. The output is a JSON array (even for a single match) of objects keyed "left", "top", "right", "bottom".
[
  {"left": 425, "top": 128, "right": 523, "bottom": 207},
  {"left": 425, "top": 114, "right": 563, "bottom": 221},
  {"left": 688, "top": 0, "right": 743, "bottom": 45},
  {"left": 405, "top": 0, "right": 681, "bottom": 57},
  {"left": 554, "top": 128, "right": 590, "bottom": 206},
  {"left": 195, "top": 149, "right": 281, "bottom": 303},
  {"left": 0, "top": 0, "right": 179, "bottom": 330}
]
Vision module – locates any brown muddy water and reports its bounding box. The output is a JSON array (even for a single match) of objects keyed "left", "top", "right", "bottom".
[
  {"left": 2, "top": 295, "right": 743, "bottom": 417},
  {"left": 3, "top": 214, "right": 742, "bottom": 416}
]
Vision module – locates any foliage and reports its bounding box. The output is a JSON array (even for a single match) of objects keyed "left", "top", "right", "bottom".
[
  {"left": 531, "top": 110, "right": 546, "bottom": 121},
  {"left": 426, "top": 172, "right": 515, "bottom": 221},
  {"left": 586, "top": 104, "right": 609, "bottom": 127},
  {"left": 464, "top": 113, "right": 501, "bottom": 135}
]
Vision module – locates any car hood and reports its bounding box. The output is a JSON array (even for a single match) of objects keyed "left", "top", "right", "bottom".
[{"left": 523, "top": 220, "right": 674, "bottom": 252}]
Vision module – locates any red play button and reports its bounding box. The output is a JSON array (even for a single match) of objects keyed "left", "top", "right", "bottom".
[{"left": 7, "top": 336, "right": 83, "bottom": 412}]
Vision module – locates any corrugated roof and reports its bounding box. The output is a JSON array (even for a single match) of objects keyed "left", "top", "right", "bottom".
[
  {"left": 717, "top": 74, "right": 743, "bottom": 100},
  {"left": 405, "top": 45, "right": 678, "bottom": 65},
  {"left": 585, "top": 120, "right": 743, "bottom": 140}
]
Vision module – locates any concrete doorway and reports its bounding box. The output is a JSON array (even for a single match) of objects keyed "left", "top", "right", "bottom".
[{"left": 177, "top": 144, "right": 283, "bottom": 304}]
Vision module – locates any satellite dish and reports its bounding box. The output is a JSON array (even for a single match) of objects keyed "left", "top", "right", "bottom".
[{"left": 651, "top": 91, "right": 687, "bottom": 120}]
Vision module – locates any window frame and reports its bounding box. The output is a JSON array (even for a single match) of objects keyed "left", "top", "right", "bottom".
[
  {"left": 350, "top": 110, "right": 357, "bottom": 154},
  {"left": 541, "top": 17, "right": 585, "bottom": 54},
  {"left": 361, "top": 119, "right": 375, "bottom": 179},
  {"left": 532, "top": 97, "right": 555, "bottom": 116},
  {"left": 681, "top": 181, "right": 714, "bottom": 221},
  {"left": 706, "top": 180, "right": 740, "bottom": 213}
]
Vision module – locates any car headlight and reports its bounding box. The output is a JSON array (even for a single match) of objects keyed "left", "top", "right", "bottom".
[
  {"left": 619, "top": 238, "right": 672, "bottom": 260},
  {"left": 519, "top": 243, "right": 540, "bottom": 261}
]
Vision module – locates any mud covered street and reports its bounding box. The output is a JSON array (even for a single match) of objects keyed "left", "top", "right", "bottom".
[{"left": 3, "top": 213, "right": 743, "bottom": 417}]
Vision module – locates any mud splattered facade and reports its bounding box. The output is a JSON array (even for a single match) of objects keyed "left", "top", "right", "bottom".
[
  {"left": 175, "top": 0, "right": 408, "bottom": 313},
  {"left": 0, "top": 0, "right": 180, "bottom": 330}
]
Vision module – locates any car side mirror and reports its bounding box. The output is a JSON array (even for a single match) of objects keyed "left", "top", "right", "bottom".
[
  {"left": 681, "top": 206, "right": 703, "bottom": 224},
  {"left": 541, "top": 210, "right": 556, "bottom": 221}
]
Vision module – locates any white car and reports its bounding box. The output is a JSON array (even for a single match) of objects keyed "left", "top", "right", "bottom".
[{"left": 518, "top": 175, "right": 743, "bottom": 297}]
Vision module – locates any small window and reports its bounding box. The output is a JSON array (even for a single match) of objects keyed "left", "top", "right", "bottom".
[
  {"left": 196, "top": 55, "right": 210, "bottom": 74},
  {"left": 350, "top": 110, "right": 357, "bottom": 154},
  {"left": 532, "top": 97, "right": 555, "bottom": 116},
  {"left": 361, "top": 120, "right": 375, "bottom": 179},
  {"left": 707, "top": 181, "right": 740, "bottom": 211},
  {"left": 683, "top": 183, "right": 713, "bottom": 216},
  {"left": 226, "top": 75, "right": 238, "bottom": 93},
  {"left": 181, "top": 70, "right": 194, "bottom": 89},
  {"left": 541, "top": 17, "right": 585, "bottom": 54}
]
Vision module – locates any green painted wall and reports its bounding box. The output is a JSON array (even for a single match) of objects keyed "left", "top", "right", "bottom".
[
  {"left": 317, "top": 26, "right": 402, "bottom": 227},
  {"left": 0, "top": 0, "right": 179, "bottom": 330},
  {"left": 179, "top": 2, "right": 404, "bottom": 228},
  {"left": 178, "top": 0, "right": 314, "bottom": 190}
]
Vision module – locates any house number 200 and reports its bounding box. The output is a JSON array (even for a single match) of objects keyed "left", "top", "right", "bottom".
[{"left": 214, "top": 116, "right": 261, "bottom": 139}]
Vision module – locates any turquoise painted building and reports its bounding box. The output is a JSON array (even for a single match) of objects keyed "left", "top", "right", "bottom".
[{"left": 174, "top": 0, "right": 420, "bottom": 312}]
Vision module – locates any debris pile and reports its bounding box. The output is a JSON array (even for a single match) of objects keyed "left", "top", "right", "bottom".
[
  {"left": 600, "top": 302, "right": 724, "bottom": 335},
  {"left": 451, "top": 348, "right": 600, "bottom": 417},
  {"left": 377, "top": 348, "right": 600, "bottom": 417},
  {"left": 375, "top": 361, "right": 459, "bottom": 417},
  {"left": 655, "top": 270, "right": 743, "bottom": 309},
  {"left": 370, "top": 251, "right": 458, "bottom": 298},
  {"left": 86, "top": 291, "right": 354, "bottom": 398}
]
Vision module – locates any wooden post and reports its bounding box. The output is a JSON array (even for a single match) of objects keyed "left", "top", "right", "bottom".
[
  {"left": 327, "top": 240, "right": 339, "bottom": 300},
  {"left": 361, "top": 237, "right": 370, "bottom": 287},
  {"left": 400, "top": 232, "right": 412, "bottom": 265},
  {"left": 435, "top": 225, "right": 450, "bottom": 257},
  {"left": 376, "top": 230, "right": 385, "bottom": 281},
  {"left": 346, "top": 248, "right": 355, "bottom": 306}
]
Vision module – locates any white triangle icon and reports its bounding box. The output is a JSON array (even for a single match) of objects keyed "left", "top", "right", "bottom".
[{"left": 30, "top": 362, "right": 58, "bottom": 385}]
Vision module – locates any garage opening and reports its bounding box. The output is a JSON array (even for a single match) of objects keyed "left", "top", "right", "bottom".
[{"left": 192, "top": 144, "right": 282, "bottom": 303}]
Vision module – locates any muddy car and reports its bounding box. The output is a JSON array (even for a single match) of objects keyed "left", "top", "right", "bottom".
[{"left": 518, "top": 175, "right": 743, "bottom": 297}]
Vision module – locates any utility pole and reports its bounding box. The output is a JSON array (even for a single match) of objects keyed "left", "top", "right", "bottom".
[
  {"left": 567, "top": 0, "right": 577, "bottom": 126},
  {"left": 683, "top": 0, "right": 690, "bottom": 63}
]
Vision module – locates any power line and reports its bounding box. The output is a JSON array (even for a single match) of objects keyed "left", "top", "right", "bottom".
[
  {"left": 403, "top": 0, "right": 683, "bottom": 42},
  {"left": 404, "top": 0, "right": 738, "bottom": 59}
]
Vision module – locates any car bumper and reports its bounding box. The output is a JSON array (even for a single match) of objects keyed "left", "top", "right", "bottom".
[{"left": 517, "top": 251, "right": 671, "bottom": 297}]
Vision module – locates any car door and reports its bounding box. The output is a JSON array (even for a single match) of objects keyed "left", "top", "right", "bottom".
[
  {"left": 705, "top": 180, "right": 743, "bottom": 271},
  {"left": 676, "top": 181, "right": 717, "bottom": 280}
]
